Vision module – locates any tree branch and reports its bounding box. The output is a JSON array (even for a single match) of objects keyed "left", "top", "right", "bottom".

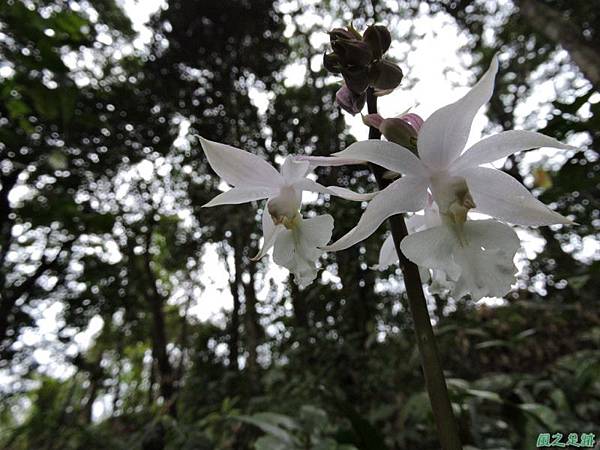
[{"left": 518, "top": 0, "right": 600, "bottom": 89}]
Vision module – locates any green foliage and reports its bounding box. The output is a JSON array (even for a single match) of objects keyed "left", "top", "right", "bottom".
[{"left": 234, "top": 406, "right": 359, "bottom": 450}]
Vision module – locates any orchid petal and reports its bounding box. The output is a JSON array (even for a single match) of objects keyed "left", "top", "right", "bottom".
[
  {"left": 326, "top": 186, "right": 378, "bottom": 201},
  {"left": 417, "top": 55, "right": 499, "bottom": 171},
  {"left": 281, "top": 157, "right": 311, "bottom": 182},
  {"left": 400, "top": 224, "right": 462, "bottom": 280},
  {"left": 461, "top": 167, "right": 573, "bottom": 225},
  {"left": 333, "top": 140, "right": 428, "bottom": 177},
  {"left": 325, "top": 175, "right": 428, "bottom": 251},
  {"left": 294, "top": 178, "right": 377, "bottom": 201},
  {"left": 199, "top": 136, "right": 283, "bottom": 188},
  {"left": 429, "top": 270, "right": 454, "bottom": 296},
  {"left": 252, "top": 208, "right": 284, "bottom": 261},
  {"left": 374, "top": 234, "right": 397, "bottom": 270},
  {"left": 203, "top": 186, "right": 276, "bottom": 207},
  {"left": 451, "top": 130, "right": 577, "bottom": 171},
  {"left": 273, "top": 214, "right": 334, "bottom": 287},
  {"left": 292, "top": 155, "right": 367, "bottom": 170},
  {"left": 375, "top": 211, "right": 435, "bottom": 270},
  {"left": 401, "top": 220, "right": 520, "bottom": 300},
  {"left": 405, "top": 213, "right": 427, "bottom": 233},
  {"left": 452, "top": 221, "right": 520, "bottom": 299}
]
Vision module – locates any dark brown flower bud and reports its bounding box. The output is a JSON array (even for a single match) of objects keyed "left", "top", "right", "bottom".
[
  {"left": 363, "top": 25, "right": 392, "bottom": 59},
  {"left": 336, "top": 85, "right": 366, "bottom": 115},
  {"left": 323, "top": 53, "right": 343, "bottom": 74},
  {"left": 332, "top": 39, "right": 373, "bottom": 67},
  {"left": 341, "top": 65, "right": 370, "bottom": 94},
  {"left": 369, "top": 60, "right": 403, "bottom": 91},
  {"left": 329, "top": 27, "right": 360, "bottom": 43},
  {"left": 329, "top": 28, "right": 360, "bottom": 44}
]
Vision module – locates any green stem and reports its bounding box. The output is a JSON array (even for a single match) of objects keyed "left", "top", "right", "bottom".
[{"left": 366, "top": 88, "right": 462, "bottom": 449}]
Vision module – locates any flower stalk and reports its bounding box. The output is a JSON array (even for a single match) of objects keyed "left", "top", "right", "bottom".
[{"left": 366, "top": 88, "right": 463, "bottom": 450}]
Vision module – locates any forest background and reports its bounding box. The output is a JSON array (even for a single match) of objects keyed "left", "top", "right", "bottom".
[{"left": 0, "top": 0, "right": 599, "bottom": 449}]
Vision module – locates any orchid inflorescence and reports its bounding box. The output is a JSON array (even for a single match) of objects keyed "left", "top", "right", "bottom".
[{"left": 199, "top": 32, "right": 575, "bottom": 300}]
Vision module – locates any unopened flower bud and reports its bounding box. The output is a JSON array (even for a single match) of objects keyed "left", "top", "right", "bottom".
[
  {"left": 329, "top": 27, "right": 361, "bottom": 43},
  {"left": 364, "top": 112, "right": 423, "bottom": 150},
  {"left": 323, "top": 53, "right": 343, "bottom": 74},
  {"left": 398, "top": 113, "right": 424, "bottom": 134},
  {"left": 363, "top": 25, "right": 392, "bottom": 59},
  {"left": 336, "top": 85, "right": 366, "bottom": 115},
  {"left": 380, "top": 118, "right": 418, "bottom": 148},
  {"left": 362, "top": 113, "right": 384, "bottom": 129},
  {"left": 369, "top": 60, "right": 403, "bottom": 91},
  {"left": 332, "top": 39, "right": 373, "bottom": 66},
  {"left": 341, "top": 65, "right": 370, "bottom": 94}
]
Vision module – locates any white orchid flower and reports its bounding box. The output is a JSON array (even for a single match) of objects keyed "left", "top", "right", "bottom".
[
  {"left": 400, "top": 218, "right": 520, "bottom": 300},
  {"left": 326, "top": 54, "right": 575, "bottom": 252},
  {"left": 376, "top": 199, "right": 519, "bottom": 300},
  {"left": 199, "top": 137, "right": 374, "bottom": 286}
]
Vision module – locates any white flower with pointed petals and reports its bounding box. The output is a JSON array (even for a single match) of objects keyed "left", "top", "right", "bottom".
[
  {"left": 199, "top": 137, "right": 373, "bottom": 286},
  {"left": 326, "top": 54, "right": 575, "bottom": 252}
]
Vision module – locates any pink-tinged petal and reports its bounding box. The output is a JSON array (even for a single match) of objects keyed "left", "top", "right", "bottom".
[
  {"left": 333, "top": 140, "right": 428, "bottom": 177},
  {"left": 417, "top": 55, "right": 499, "bottom": 171},
  {"left": 324, "top": 175, "right": 428, "bottom": 251},
  {"left": 450, "top": 130, "right": 577, "bottom": 171},
  {"left": 199, "top": 136, "right": 283, "bottom": 188},
  {"left": 461, "top": 166, "right": 573, "bottom": 226},
  {"left": 362, "top": 113, "right": 384, "bottom": 129},
  {"left": 336, "top": 85, "right": 366, "bottom": 115},
  {"left": 203, "top": 186, "right": 276, "bottom": 207},
  {"left": 399, "top": 113, "right": 424, "bottom": 134}
]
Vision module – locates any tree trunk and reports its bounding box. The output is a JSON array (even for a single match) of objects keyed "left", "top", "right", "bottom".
[
  {"left": 143, "top": 229, "right": 176, "bottom": 418},
  {"left": 0, "top": 171, "right": 19, "bottom": 275},
  {"left": 290, "top": 281, "right": 308, "bottom": 329},
  {"left": 518, "top": 0, "right": 600, "bottom": 89},
  {"left": 243, "top": 261, "right": 260, "bottom": 387},
  {"left": 229, "top": 238, "right": 243, "bottom": 371}
]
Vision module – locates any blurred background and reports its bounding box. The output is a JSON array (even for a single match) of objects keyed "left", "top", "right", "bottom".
[{"left": 0, "top": 0, "right": 599, "bottom": 449}]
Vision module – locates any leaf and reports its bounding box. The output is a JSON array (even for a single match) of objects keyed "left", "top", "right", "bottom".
[
  {"left": 475, "top": 339, "right": 511, "bottom": 350},
  {"left": 464, "top": 389, "right": 502, "bottom": 403},
  {"left": 233, "top": 414, "right": 298, "bottom": 446},
  {"left": 518, "top": 403, "right": 559, "bottom": 429},
  {"left": 254, "top": 435, "right": 289, "bottom": 450}
]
